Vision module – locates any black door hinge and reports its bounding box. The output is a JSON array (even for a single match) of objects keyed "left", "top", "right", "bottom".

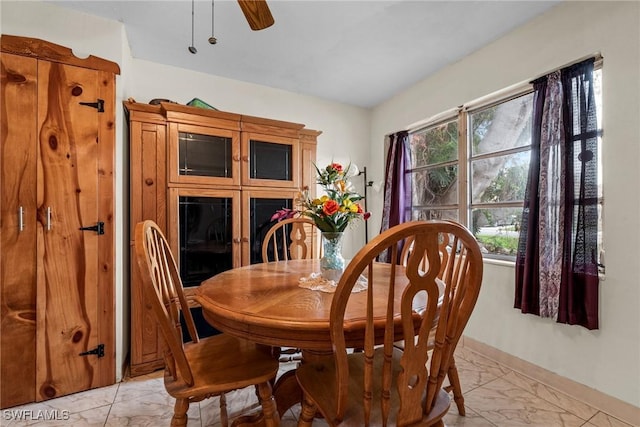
[
  {"left": 79, "top": 99, "right": 104, "bottom": 112},
  {"left": 79, "top": 222, "right": 104, "bottom": 235},
  {"left": 79, "top": 343, "right": 105, "bottom": 358}
]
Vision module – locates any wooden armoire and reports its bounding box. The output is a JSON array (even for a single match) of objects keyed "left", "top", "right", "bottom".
[
  {"left": 0, "top": 35, "right": 119, "bottom": 408},
  {"left": 125, "top": 100, "right": 320, "bottom": 376}
]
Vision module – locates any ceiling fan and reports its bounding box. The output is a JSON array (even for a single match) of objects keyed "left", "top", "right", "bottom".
[{"left": 237, "top": 0, "right": 274, "bottom": 31}]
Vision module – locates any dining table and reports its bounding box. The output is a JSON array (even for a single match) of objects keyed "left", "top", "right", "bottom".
[{"left": 195, "top": 258, "right": 428, "bottom": 424}]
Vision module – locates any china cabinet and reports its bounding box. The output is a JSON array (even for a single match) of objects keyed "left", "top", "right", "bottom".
[{"left": 125, "top": 100, "right": 320, "bottom": 375}]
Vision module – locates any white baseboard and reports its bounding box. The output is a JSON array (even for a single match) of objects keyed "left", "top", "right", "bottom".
[{"left": 461, "top": 336, "right": 640, "bottom": 426}]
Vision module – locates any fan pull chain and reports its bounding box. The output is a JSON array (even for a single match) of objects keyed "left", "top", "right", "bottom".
[
  {"left": 209, "top": 0, "right": 218, "bottom": 44},
  {"left": 188, "top": 0, "right": 197, "bottom": 54}
]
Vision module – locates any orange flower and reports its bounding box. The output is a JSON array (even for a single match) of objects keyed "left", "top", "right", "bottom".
[{"left": 322, "top": 200, "right": 340, "bottom": 216}]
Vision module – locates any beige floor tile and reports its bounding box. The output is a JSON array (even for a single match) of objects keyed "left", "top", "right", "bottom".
[
  {"left": 464, "top": 377, "right": 587, "bottom": 427},
  {"left": 444, "top": 405, "right": 498, "bottom": 426},
  {"left": 199, "top": 387, "right": 264, "bottom": 427},
  {"left": 501, "top": 370, "right": 598, "bottom": 421},
  {"left": 106, "top": 396, "right": 200, "bottom": 426},
  {"left": 587, "top": 411, "right": 637, "bottom": 427},
  {"left": 453, "top": 352, "right": 510, "bottom": 392}
]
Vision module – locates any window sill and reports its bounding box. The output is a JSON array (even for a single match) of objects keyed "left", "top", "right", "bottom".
[
  {"left": 481, "top": 257, "right": 606, "bottom": 281},
  {"left": 483, "top": 257, "right": 515, "bottom": 268}
]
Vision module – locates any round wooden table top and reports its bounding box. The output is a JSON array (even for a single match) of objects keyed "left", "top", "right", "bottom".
[{"left": 196, "top": 259, "right": 425, "bottom": 351}]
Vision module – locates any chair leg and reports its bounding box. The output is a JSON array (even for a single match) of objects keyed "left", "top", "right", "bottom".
[
  {"left": 446, "top": 357, "right": 465, "bottom": 416},
  {"left": 298, "top": 394, "right": 317, "bottom": 427},
  {"left": 171, "top": 398, "right": 190, "bottom": 427},
  {"left": 220, "top": 393, "right": 229, "bottom": 427},
  {"left": 256, "top": 382, "right": 280, "bottom": 427}
]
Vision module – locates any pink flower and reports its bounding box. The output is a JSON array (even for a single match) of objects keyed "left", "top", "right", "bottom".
[{"left": 270, "top": 208, "right": 296, "bottom": 222}]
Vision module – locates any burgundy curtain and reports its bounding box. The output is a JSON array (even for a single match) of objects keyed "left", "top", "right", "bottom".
[
  {"left": 378, "top": 130, "right": 412, "bottom": 262},
  {"left": 515, "top": 58, "right": 599, "bottom": 329}
]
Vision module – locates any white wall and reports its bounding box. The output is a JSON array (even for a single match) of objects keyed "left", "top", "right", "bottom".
[
  {"left": 2, "top": 0, "right": 370, "bottom": 381},
  {"left": 370, "top": 1, "right": 640, "bottom": 408}
]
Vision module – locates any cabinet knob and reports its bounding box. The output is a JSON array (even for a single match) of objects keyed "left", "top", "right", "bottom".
[
  {"left": 145, "top": 178, "right": 154, "bottom": 186},
  {"left": 233, "top": 155, "right": 241, "bottom": 162},
  {"left": 233, "top": 238, "right": 241, "bottom": 244},
  {"left": 242, "top": 156, "right": 249, "bottom": 162},
  {"left": 242, "top": 237, "right": 249, "bottom": 243}
]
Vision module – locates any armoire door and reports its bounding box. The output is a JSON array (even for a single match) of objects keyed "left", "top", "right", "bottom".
[
  {"left": 1, "top": 53, "right": 38, "bottom": 409},
  {"left": 1, "top": 47, "right": 116, "bottom": 407},
  {"left": 35, "top": 60, "right": 115, "bottom": 401}
]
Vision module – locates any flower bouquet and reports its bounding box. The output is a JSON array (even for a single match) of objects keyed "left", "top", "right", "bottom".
[{"left": 271, "top": 162, "right": 370, "bottom": 289}]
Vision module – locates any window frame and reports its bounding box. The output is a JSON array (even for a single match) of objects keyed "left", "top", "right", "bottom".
[{"left": 405, "top": 62, "right": 603, "bottom": 263}]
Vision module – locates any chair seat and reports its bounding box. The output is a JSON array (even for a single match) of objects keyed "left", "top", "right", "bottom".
[
  {"left": 297, "top": 347, "right": 451, "bottom": 426},
  {"left": 165, "top": 334, "right": 279, "bottom": 399}
]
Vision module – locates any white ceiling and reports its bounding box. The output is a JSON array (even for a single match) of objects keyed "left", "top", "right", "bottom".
[{"left": 48, "top": 0, "right": 560, "bottom": 108}]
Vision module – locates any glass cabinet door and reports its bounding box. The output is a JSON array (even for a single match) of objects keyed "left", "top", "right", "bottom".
[
  {"left": 241, "top": 133, "right": 299, "bottom": 188},
  {"left": 168, "top": 122, "right": 240, "bottom": 186},
  {"left": 168, "top": 188, "right": 241, "bottom": 287},
  {"left": 241, "top": 189, "right": 299, "bottom": 265}
]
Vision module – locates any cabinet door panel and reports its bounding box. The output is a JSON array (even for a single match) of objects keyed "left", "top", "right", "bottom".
[
  {"left": 0, "top": 53, "right": 38, "bottom": 408},
  {"left": 129, "top": 119, "right": 167, "bottom": 374},
  {"left": 168, "top": 122, "right": 240, "bottom": 186},
  {"left": 35, "top": 61, "right": 103, "bottom": 401},
  {"left": 241, "top": 133, "right": 299, "bottom": 188},
  {"left": 168, "top": 188, "right": 241, "bottom": 287},
  {"left": 241, "top": 189, "right": 299, "bottom": 265}
]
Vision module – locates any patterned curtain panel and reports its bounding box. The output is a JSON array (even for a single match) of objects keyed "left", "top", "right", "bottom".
[
  {"left": 378, "top": 130, "right": 412, "bottom": 263},
  {"left": 515, "top": 58, "right": 599, "bottom": 329}
]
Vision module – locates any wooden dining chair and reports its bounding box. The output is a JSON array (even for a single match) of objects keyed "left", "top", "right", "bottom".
[
  {"left": 262, "top": 217, "right": 320, "bottom": 362},
  {"left": 398, "top": 228, "right": 466, "bottom": 416},
  {"left": 296, "top": 220, "right": 483, "bottom": 426},
  {"left": 134, "top": 220, "right": 280, "bottom": 427},
  {"left": 261, "top": 217, "right": 320, "bottom": 263}
]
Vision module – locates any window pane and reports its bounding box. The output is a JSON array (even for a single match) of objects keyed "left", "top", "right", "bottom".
[
  {"left": 411, "top": 166, "right": 458, "bottom": 207},
  {"left": 471, "top": 93, "right": 533, "bottom": 156},
  {"left": 471, "top": 151, "right": 530, "bottom": 204},
  {"left": 409, "top": 120, "right": 458, "bottom": 168},
  {"left": 412, "top": 209, "right": 459, "bottom": 222},
  {"left": 472, "top": 207, "right": 523, "bottom": 256}
]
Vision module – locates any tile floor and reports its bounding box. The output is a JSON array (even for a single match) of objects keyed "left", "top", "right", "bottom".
[{"left": 2, "top": 346, "right": 635, "bottom": 427}]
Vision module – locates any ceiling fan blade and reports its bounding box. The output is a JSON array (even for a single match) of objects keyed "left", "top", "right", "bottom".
[{"left": 237, "top": 0, "right": 274, "bottom": 31}]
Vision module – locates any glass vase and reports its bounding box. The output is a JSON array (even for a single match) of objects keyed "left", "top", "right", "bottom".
[{"left": 320, "top": 231, "right": 345, "bottom": 283}]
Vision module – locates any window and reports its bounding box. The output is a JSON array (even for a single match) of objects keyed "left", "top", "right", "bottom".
[{"left": 407, "top": 68, "right": 603, "bottom": 261}]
